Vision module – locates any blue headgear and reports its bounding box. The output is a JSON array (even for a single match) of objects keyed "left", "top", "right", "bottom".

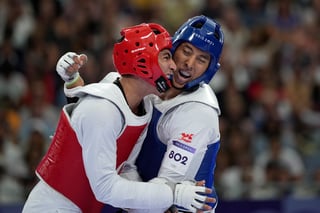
[{"left": 171, "top": 15, "right": 224, "bottom": 89}]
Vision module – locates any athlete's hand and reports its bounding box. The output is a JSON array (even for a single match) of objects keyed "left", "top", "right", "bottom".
[
  {"left": 195, "top": 180, "right": 216, "bottom": 213},
  {"left": 56, "top": 52, "right": 87, "bottom": 83},
  {"left": 174, "top": 180, "right": 215, "bottom": 213}
]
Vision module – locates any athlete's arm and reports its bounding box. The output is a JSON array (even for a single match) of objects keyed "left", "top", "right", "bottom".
[
  {"left": 158, "top": 103, "right": 220, "bottom": 180},
  {"left": 158, "top": 102, "right": 220, "bottom": 211},
  {"left": 70, "top": 97, "right": 173, "bottom": 209}
]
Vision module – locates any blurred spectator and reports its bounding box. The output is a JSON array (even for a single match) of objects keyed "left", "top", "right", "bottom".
[
  {"left": 200, "top": 0, "right": 225, "bottom": 20},
  {"left": 23, "top": 129, "right": 46, "bottom": 198},
  {"left": 253, "top": 132, "right": 305, "bottom": 191},
  {"left": 218, "top": 5, "right": 250, "bottom": 70},
  {"left": 0, "top": 110, "right": 26, "bottom": 204},
  {"left": 249, "top": 159, "right": 292, "bottom": 199},
  {"left": 0, "top": 166, "right": 25, "bottom": 204},
  {"left": 236, "top": 0, "right": 269, "bottom": 29},
  {"left": 0, "top": 0, "right": 35, "bottom": 49},
  {"left": 311, "top": 168, "right": 320, "bottom": 196},
  {"left": 216, "top": 124, "right": 255, "bottom": 200},
  {"left": 18, "top": 79, "right": 59, "bottom": 148},
  {"left": 0, "top": 34, "right": 27, "bottom": 105}
]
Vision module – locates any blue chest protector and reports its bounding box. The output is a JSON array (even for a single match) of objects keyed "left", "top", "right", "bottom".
[{"left": 136, "top": 107, "right": 165, "bottom": 182}]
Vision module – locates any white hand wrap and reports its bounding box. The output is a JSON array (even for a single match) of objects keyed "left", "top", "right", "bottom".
[
  {"left": 149, "top": 178, "right": 207, "bottom": 213},
  {"left": 174, "top": 181, "right": 207, "bottom": 212},
  {"left": 56, "top": 52, "right": 80, "bottom": 83}
]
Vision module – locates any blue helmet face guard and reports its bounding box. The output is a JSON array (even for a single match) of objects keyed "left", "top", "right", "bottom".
[{"left": 171, "top": 15, "right": 224, "bottom": 89}]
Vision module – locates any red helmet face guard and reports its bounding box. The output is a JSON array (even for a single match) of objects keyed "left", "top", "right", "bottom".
[{"left": 113, "top": 23, "right": 172, "bottom": 92}]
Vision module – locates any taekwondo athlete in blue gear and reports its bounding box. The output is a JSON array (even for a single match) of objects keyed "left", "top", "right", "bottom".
[{"left": 134, "top": 15, "right": 224, "bottom": 213}]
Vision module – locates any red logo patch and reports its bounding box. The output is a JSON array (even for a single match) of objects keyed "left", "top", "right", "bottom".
[{"left": 180, "top": 133, "right": 194, "bottom": 143}]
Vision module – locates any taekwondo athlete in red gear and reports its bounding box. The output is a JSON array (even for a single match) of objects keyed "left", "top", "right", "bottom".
[
  {"left": 122, "top": 15, "right": 225, "bottom": 213},
  {"left": 22, "top": 23, "right": 213, "bottom": 213}
]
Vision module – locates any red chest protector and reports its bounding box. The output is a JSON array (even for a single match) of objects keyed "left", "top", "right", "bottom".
[{"left": 36, "top": 109, "right": 147, "bottom": 213}]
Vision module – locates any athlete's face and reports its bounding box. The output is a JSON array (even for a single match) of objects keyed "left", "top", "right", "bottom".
[
  {"left": 172, "top": 42, "right": 211, "bottom": 89},
  {"left": 158, "top": 48, "right": 176, "bottom": 79}
]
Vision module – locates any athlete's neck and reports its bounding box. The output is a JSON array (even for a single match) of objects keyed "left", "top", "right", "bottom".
[{"left": 119, "top": 76, "right": 151, "bottom": 115}]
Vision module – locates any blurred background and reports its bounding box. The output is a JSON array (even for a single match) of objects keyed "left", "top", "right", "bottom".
[{"left": 0, "top": 0, "right": 320, "bottom": 212}]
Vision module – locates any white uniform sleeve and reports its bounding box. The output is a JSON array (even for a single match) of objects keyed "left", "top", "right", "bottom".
[
  {"left": 157, "top": 102, "right": 220, "bottom": 182},
  {"left": 71, "top": 96, "right": 173, "bottom": 209}
]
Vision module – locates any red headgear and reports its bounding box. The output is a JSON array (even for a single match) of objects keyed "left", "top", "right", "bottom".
[{"left": 113, "top": 23, "right": 172, "bottom": 92}]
